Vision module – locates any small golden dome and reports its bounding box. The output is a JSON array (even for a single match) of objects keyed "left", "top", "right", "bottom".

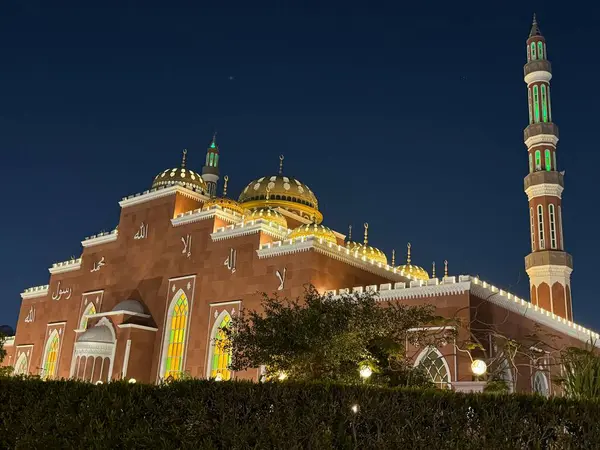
[
  {"left": 238, "top": 156, "right": 322, "bottom": 223},
  {"left": 396, "top": 243, "right": 429, "bottom": 280},
  {"left": 288, "top": 222, "right": 337, "bottom": 244},
  {"left": 202, "top": 175, "right": 246, "bottom": 216},
  {"left": 346, "top": 223, "right": 387, "bottom": 265},
  {"left": 152, "top": 149, "right": 207, "bottom": 193},
  {"left": 243, "top": 207, "right": 288, "bottom": 229}
]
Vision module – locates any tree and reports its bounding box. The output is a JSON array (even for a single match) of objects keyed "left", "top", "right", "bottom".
[
  {"left": 556, "top": 342, "right": 600, "bottom": 400},
  {"left": 0, "top": 331, "right": 11, "bottom": 377},
  {"left": 225, "top": 285, "right": 456, "bottom": 386}
]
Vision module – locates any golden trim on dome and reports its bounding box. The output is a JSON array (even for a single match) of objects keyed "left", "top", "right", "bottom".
[
  {"left": 288, "top": 222, "right": 337, "bottom": 244},
  {"left": 345, "top": 223, "right": 387, "bottom": 265},
  {"left": 243, "top": 207, "right": 288, "bottom": 229},
  {"left": 152, "top": 149, "right": 207, "bottom": 192},
  {"left": 202, "top": 175, "right": 247, "bottom": 216},
  {"left": 396, "top": 243, "right": 429, "bottom": 280}
]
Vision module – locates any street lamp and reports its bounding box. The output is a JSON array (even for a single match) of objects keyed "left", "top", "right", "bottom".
[
  {"left": 359, "top": 365, "right": 372, "bottom": 380},
  {"left": 471, "top": 359, "right": 487, "bottom": 377}
]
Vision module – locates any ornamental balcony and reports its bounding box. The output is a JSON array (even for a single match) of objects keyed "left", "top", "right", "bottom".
[
  {"left": 524, "top": 170, "right": 564, "bottom": 190},
  {"left": 523, "top": 122, "right": 559, "bottom": 142},
  {"left": 523, "top": 60, "right": 552, "bottom": 77},
  {"left": 525, "top": 251, "right": 573, "bottom": 270}
]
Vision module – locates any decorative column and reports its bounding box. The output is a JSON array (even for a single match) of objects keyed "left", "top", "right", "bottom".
[{"left": 523, "top": 15, "right": 573, "bottom": 320}]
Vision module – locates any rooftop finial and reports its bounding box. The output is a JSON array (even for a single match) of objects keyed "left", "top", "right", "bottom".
[
  {"left": 392, "top": 249, "right": 396, "bottom": 266},
  {"left": 265, "top": 185, "right": 271, "bottom": 201},
  {"left": 223, "top": 175, "right": 229, "bottom": 197},
  {"left": 348, "top": 225, "right": 352, "bottom": 243},
  {"left": 211, "top": 131, "right": 217, "bottom": 148},
  {"left": 432, "top": 261, "right": 436, "bottom": 278},
  {"left": 533, "top": 12, "right": 537, "bottom": 24},
  {"left": 529, "top": 13, "right": 542, "bottom": 37},
  {"left": 363, "top": 223, "right": 369, "bottom": 245},
  {"left": 407, "top": 242, "right": 412, "bottom": 265},
  {"left": 444, "top": 260, "right": 448, "bottom": 278},
  {"left": 181, "top": 149, "right": 188, "bottom": 168},
  {"left": 279, "top": 155, "right": 284, "bottom": 175}
]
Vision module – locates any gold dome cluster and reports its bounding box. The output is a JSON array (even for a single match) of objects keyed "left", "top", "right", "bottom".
[
  {"left": 152, "top": 149, "right": 207, "bottom": 192},
  {"left": 396, "top": 243, "right": 430, "bottom": 280},
  {"left": 288, "top": 222, "right": 337, "bottom": 244},
  {"left": 202, "top": 176, "right": 247, "bottom": 216},
  {"left": 243, "top": 207, "right": 288, "bottom": 228},
  {"left": 345, "top": 224, "right": 388, "bottom": 265}
]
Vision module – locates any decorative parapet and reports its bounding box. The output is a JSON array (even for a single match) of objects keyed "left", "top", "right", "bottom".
[
  {"left": 172, "top": 205, "right": 243, "bottom": 227},
  {"left": 211, "top": 219, "right": 288, "bottom": 242},
  {"left": 119, "top": 185, "right": 208, "bottom": 208},
  {"left": 82, "top": 229, "right": 118, "bottom": 247},
  {"left": 4, "top": 337, "right": 14, "bottom": 347},
  {"left": 21, "top": 285, "right": 49, "bottom": 300},
  {"left": 326, "top": 275, "right": 600, "bottom": 347},
  {"left": 48, "top": 258, "right": 82, "bottom": 274},
  {"left": 258, "top": 235, "right": 425, "bottom": 282}
]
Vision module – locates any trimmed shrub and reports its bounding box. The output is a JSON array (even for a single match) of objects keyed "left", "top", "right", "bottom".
[{"left": 0, "top": 378, "right": 599, "bottom": 449}]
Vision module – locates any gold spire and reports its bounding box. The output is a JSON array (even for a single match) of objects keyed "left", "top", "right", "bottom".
[
  {"left": 279, "top": 155, "right": 284, "bottom": 175},
  {"left": 181, "top": 148, "right": 188, "bottom": 168},
  {"left": 266, "top": 185, "right": 271, "bottom": 201},
  {"left": 432, "top": 261, "right": 436, "bottom": 278},
  {"left": 348, "top": 225, "right": 352, "bottom": 242},
  {"left": 363, "top": 223, "right": 369, "bottom": 245},
  {"left": 407, "top": 242, "right": 412, "bottom": 265},
  {"left": 223, "top": 175, "right": 229, "bottom": 197},
  {"left": 392, "top": 249, "right": 396, "bottom": 266},
  {"left": 444, "top": 260, "right": 448, "bottom": 278}
]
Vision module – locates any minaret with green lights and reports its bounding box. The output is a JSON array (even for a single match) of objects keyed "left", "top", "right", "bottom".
[
  {"left": 202, "top": 133, "right": 220, "bottom": 197},
  {"left": 523, "top": 14, "right": 573, "bottom": 320}
]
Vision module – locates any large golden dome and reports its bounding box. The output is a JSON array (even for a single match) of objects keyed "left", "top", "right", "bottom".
[
  {"left": 243, "top": 207, "right": 288, "bottom": 229},
  {"left": 238, "top": 156, "right": 322, "bottom": 223},
  {"left": 288, "top": 222, "right": 337, "bottom": 244},
  {"left": 396, "top": 243, "right": 429, "bottom": 280},
  {"left": 202, "top": 176, "right": 246, "bottom": 216},
  {"left": 345, "top": 223, "right": 388, "bottom": 265},
  {"left": 152, "top": 149, "right": 207, "bottom": 193}
]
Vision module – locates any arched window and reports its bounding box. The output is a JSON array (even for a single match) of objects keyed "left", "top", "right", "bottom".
[
  {"left": 544, "top": 43, "right": 547, "bottom": 60},
  {"left": 547, "top": 85, "right": 552, "bottom": 121},
  {"left": 205, "top": 153, "right": 210, "bottom": 166},
  {"left": 533, "top": 371, "right": 550, "bottom": 397},
  {"left": 13, "top": 353, "right": 28, "bottom": 375},
  {"left": 535, "top": 150, "right": 541, "bottom": 170},
  {"left": 528, "top": 153, "right": 533, "bottom": 173},
  {"left": 209, "top": 153, "right": 214, "bottom": 167},
  {"left": 537, "top": 205, "right": 545, "bottom": 249},
  {"left": 553, "top": 152, "right": 557, "bottom": 172},
  {"left": 209, "top": 312, "right": 232, "bottom": 380},
  {"left": 160, "top": 291, "right": 189, "bottom": 380},
  {"left": 528, "top": 88, "right": 533, "bottom": 124},
  {"left": 545, "top": 149, "right": 552, "bottom": 171},
  {"left": 530, "top": 207, "right": 535, "bottom": 251},
  {"left": 42, "top": 330, "right": 60, "bottom": 379},
  {"left": 527, "top": 45, "right": 531, "bottom": 62},
  {"left": 80, "top": 302, "right": 96, "bottom": 330},
  {"left": 541, "top": 85, "right": 548, "bottom": 122},
  {"left": 549, "top": 204, "right": 557, "bottom": 249},
  {"left": 537, "top": 41, "right": 544, "bottom": 60},
  {"left": 415, "top": 347, "right": 450, "bottom": 389},
  {"left": 558, "top": 206, "right": 564, "bottom": 249},
  {"left": 530, "top": 42, "right": 537, "bottom": 60},
  {"left": 533, "top": 86, "right": 540, "bottom": 123},
  {"left": 214, "top": 154, "right": 219, "bottom": 167}
]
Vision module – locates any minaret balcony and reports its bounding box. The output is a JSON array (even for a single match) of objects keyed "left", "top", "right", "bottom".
[
  {"left": 524, "top": 122, "right": 559, "bottom": 142},
  {"left": 524, "top": 60, "right": 552, "bottom": 77},
  {"left": 525, "top": 250, "right": 573, "bottom": 270},
  {"left": 524, "top": 170, "right": 564, "bottom": 190}
]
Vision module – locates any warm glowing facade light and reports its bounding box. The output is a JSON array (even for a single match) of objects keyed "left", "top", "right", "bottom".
[
  {"left": 351, "top": 404, "right": 359, "bottom": 414},
  {"left": 277, "top": 372, "right": 288, "bottom": 381},
  {"left": 214, "top": 373, "right": 223, "bottom": 382},
  {"left": 128, "top": 378, "right": 137, "bottom": 384},
  {"left": 471, "top": 359, "right": 487, "bottom": 376},
  {"left": 359, "top": 365, "right": 372, "bottom": 379}
]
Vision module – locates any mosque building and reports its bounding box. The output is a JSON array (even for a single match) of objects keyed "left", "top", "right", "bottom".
[{"left": 1, "top": 17, "right": 596, "bottom": 394}]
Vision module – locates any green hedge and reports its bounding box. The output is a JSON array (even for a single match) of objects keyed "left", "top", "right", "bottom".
[{"left": 1, "top": 378, "right": 599, "bottom": 449}]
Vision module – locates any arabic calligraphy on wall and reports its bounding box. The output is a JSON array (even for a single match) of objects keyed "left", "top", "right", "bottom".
[
  {"left": 181, "top": 234, "right": 192, "bottom": 258},
  {"left": 90, "top": 256, "right": 106, "bottom": 272},
  {"left": 24, "top": 306, "right": 35, "bottom": 323},
  {"left": 134, "top": 222, "right": 149, "bottom": 240},
  {"left": 51, "top": 281, "right": 72, "bottom": 301},
  {"left": 224, "top": 248, "right": 237, "bottom": 273},
  {"left": 276, "top": 267, "right": 287, "bottom": 291}
]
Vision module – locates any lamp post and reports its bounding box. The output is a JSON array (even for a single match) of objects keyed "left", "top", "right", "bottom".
[{"left": 471, "top": 359, "right": 487, "bottom": 380}]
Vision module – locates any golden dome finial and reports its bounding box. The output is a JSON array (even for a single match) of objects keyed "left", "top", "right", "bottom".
[
  {"left": 363, "top": 223, "right": 369, "bottom": 245},
  {"left": 444, "top": 260, "right": 448, "bottom": 278},
  {"left": 181, "top": 148, "right": 188, "bottom": 168},
  {"left": 223, "top": 175, "right": 229, "bottom": 197},
  {"left": 265, "top": 185, "right": 271, "bottom": 201},
  {"left": 348, "top": 225, "right": 352, "bottom": 242},
  {"left": 432, "top": 261, "right": 436, "bottom": 278},
  {"left": 391, "top": 249, "right": 396, "bottom": 266},
  {"left": 406, "top": 242, "right": 412, "bottom": 265},
  {"left": 279, "top": 154, "right": 284, "bottom": 175}
]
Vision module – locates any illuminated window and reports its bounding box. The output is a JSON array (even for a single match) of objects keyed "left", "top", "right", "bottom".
[
  {"left": 537, "top": 205, "right": 545, "bottom": 249},
  {"left": 549, "top": 204, "right": 557, "bottom": 249},
  {"left": 528, "top": 88, "right": 533, "bottom": 124},
  {"left": 416, "top": 347, "right": 450, "bottom": 389},
  {"left": 529, "top": 154, "right": 533, "bottom": 173},
  {"left": 205, "top": 153, "right": 210, "bottom": 166},
  {"left": 541, "top": 85, "right": 548, "bottom": 122},
  {"left": 42, "top": 331, "right": 60, "bottom": 379},
  {"left": 13, "top": 353, "right": 28, "bottom": 375},
  {"left": 530, "top": 207, "right": 535, "bottom": 251},
  {"left": 214, "top": 154, "right": 219, "bottom": 167},
  {"left": 211, "top": 313, "right": 232, "bottom": 380},
  {"left": 535, "top": 150, "right": 541, "bottom": 170},
  {"left": 530, "top": 42, "right": 536, "bottom": 60},
  {"left": 547, "top": 86, "right": 552, "bottom": 121},
  {"left": 533, "top": 86, "right": 540, "bottom": 123},
  {"left": 209, "top": 153, "right": 215, "bottom": 167},
  {"left": 537, "top": 41, "right": 544, "bottom": 60},
  {"left": 533, "top": 371, "right": 549, "bottom": 397},
  {"left": 527, "top": 45, "right": 531, "bottom": 62},
  {"left": 80, "top": 303, "right": 96, "bottom": 330},
  {"left": 162, "top": 292, "right": 189, "bottom": 380},
  {"left": 545, "top": 149, "right": 552, "bottom": 171},
  {"left": 553, "top": 152, "right": 557, "bottom": 172}
]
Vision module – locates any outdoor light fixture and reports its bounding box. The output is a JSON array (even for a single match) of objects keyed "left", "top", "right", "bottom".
[
  {"left": 128, "top": 378, "right": 137, "bottom": 384},
  {"left": 351, "top": 404, "right": 359, "bottom": 414},
  {"left": 95, "top": 381, "right": 103, "bottom": 385},
  {"left": 277, "top": 372, "right": 288, "bottom": 381},
  {"left": 471, "top": 359, "right": 487, "bottom": 376},
  {"left": 359, "top": 365, "right": 372, "bottom": 379},
  {"left": 214, "top": 373, "right": 223, "bottom": 382}
]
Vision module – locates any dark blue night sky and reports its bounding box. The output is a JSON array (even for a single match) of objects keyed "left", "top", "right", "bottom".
[{"left": 1, "top": 1, "right": 597, "bottom": 330}]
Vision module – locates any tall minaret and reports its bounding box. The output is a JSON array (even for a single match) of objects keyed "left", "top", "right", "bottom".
[
  {"left": 202, "top": 133, "right": 220, "bottom": 197},
  {"left": 523, "top": 15, "right": 573, "bottom": 320}
]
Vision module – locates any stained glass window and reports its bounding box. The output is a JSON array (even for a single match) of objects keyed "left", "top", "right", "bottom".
[
  {"left": 14, "top": 353, "right": 28, "bottom": 375},
  {"left": 163, "top": 293, "right": 189, "bottom": 380},
  {"left": 537, "top": 41, "right": 544, "bottom": 60},
  {"left": 533, "top": 86, "right": 540, "bottom": 123},
  {"left": 80, "top": 303, "right": 96, "bottom": 330},
  {"left": 417, "top": 347, "right": 449, "bottom": 389},
  {"left": 43, "top": 331, "right": 60, "bottom": 379},
  {"left": 211, "top": 313, "right": 232, "bottom": 380},
  {"left": 541, "top": 85, "right": 548, "bottom": 122}
]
